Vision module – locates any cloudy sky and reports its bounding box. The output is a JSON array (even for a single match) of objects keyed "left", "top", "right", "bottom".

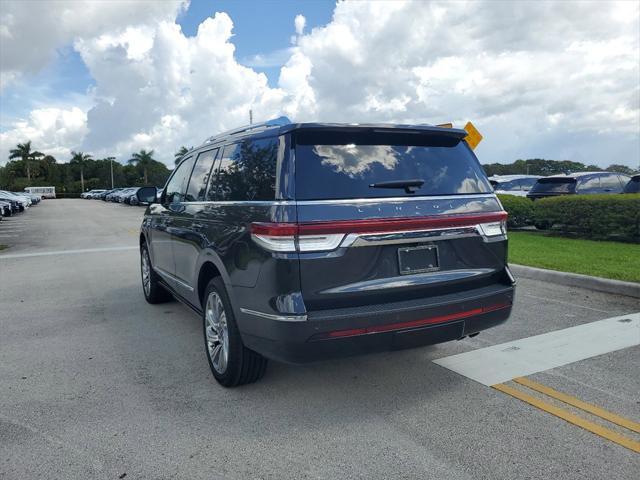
[{"left": 1, "top": 0, "right": 638, "bottom": 169}]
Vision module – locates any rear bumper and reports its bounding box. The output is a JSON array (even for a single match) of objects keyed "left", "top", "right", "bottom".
[{"left": 240, "top": 283, "right": 514, "bottom": 363}]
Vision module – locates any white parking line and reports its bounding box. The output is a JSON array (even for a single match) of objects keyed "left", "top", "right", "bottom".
[
  {"left": 0, "top": 245, "right": 138, "bottom": 259},
  {"left": 523, "top": 294, "right": 611, "bottom": 314},
  {"left": 433, "top": 313, "right": 640, "bottom": 386}
]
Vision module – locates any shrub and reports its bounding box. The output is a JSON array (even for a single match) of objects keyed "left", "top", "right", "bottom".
[
  {"left": 497, "top": 194, "right": 535, "bottom": 228},
  {"left": 532, "top": 194, "right": 640, "bottom": 242}
]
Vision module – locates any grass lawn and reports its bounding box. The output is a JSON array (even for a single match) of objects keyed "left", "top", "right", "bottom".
[{"left": 508, "top": 232, "right": 640, "bottom": 283}]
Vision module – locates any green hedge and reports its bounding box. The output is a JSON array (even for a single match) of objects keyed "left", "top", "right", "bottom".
[
  {"left": 497, "top": 193, "right": 640, "bottom": 242},
  {"left": 532, "top": 194, "right": 640, "bottom": 242},
  {"left": 497, "top": 194, "right": 535, "bottom": 227}
]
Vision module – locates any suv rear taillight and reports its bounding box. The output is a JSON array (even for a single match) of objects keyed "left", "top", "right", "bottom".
[
  {"left": 250, "top": 223, "right": 345, "bottom": 252},
  {"left": 251, "top": 212, "right": 507, "bottom": 253}
]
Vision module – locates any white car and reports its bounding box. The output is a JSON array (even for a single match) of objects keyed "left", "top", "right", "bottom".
[
  {"left": 81, "top": 189, "right": 106, "bottom": 199},
  {"left": 489, "top": 175, "right": 543, "bottom": 197},
  {"left": 0, "top": 190, "right": 31, "bottom": 208}
]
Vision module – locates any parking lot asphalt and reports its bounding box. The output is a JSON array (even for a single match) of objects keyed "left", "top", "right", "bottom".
[{"left": 1, "top": 199, "right": 638, "bottom": 480}]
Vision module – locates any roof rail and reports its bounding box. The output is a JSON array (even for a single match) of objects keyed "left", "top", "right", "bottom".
[{"left": 203, "top": 116, "right": 291, "bottom": 144}]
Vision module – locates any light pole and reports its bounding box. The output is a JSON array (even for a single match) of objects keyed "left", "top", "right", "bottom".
[{"left": 107, "top": 157, "right": 115, "bottom": 188}]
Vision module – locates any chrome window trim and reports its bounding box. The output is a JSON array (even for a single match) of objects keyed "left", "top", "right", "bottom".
[{"left": 240, "top": 308, "right": 307, "bottom": 322}]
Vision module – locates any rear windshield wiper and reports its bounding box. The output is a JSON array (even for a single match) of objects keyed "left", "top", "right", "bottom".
[{"left": 369, "top": 179, "right": 424, "bottom": 194}]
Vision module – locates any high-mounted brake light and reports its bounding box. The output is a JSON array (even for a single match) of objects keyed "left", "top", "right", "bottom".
[{"left": 250, "top": 212, "right": 507, "bottom": 253}]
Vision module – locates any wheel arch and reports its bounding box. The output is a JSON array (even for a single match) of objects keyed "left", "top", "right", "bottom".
[{"left": 196, "top": 251, "right": 233, "bottom": 308}]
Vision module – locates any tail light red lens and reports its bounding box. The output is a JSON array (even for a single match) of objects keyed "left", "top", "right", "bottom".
[{"left": 250, "top": 211, "right": 507, "bottom": 253}]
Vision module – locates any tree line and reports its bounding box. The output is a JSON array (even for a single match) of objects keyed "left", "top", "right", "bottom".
[
  {"left": 483, "top": 158, "right": 637, "bottom": 177},
  {"left": 1, "top": 141, "right": 637, "bottom": 194},
  {"left": 0, "top": 141, "right": 185, "bottom": 194}
]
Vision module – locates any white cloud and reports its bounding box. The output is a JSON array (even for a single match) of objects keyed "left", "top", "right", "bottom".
[
  {"left": 294, "top": 14, "right": 306, "bottom": 36},
  {"left": 0, "top": 107, "right": 88, "bottom": 161},
  {"left": 0, "top": 0, "right": 638, "bottom": 169},
  {"left": 0, "top": 0, "right": 186, "bottom": 90}
]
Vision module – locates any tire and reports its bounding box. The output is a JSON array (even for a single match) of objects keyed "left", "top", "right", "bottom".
[
  {"left": 202, "top": 277, "right": 267, "bottom": 387},
  {"left": 140, "top": 244, "right": 173, "bottom": 304}
]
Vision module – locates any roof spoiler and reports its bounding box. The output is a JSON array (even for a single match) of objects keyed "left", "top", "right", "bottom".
[{"left": 203, "top": 116, "right": 291, "bottom": 144}]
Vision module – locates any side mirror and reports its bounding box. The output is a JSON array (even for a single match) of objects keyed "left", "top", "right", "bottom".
[{"left": 137, "top": 186, "right": 158, "bottom": 205}]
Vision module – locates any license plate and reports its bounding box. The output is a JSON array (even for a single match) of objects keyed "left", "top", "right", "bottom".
[{"left": 398, "top": 245, "right": 439, "bottom": 275}]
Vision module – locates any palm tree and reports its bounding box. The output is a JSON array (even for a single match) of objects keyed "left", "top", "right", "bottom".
[
  {"left": 128, "top": 149, "right": 155, "bottom": 185},
  {"left": 174, "top": 146, "right": 189, "bottom": 165},
  {"left": 8, "top": 141, "right": 44, "bottom": 182},
  {"left": 70, "top": 151, "right": 92, "bottom": 192}
]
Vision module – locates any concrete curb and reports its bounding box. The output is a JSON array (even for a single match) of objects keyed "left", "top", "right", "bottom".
[{"left": 509, "top": 264, "right": 640, "bottom": 299}]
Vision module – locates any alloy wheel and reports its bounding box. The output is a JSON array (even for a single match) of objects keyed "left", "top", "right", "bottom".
[{"left": 205, "top": 291, "right": 229, "bottom": 374}]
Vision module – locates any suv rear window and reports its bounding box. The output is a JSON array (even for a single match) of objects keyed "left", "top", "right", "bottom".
[
  {"left": 530, "top": 178, "right": 576, "bottom": 194},
  {"left": 294, "top": 130, "right": 492, "bottom": 200}
]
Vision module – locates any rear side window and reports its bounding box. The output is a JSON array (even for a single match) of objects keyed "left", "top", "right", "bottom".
[
  {"left": 531, "top": 178, "right": 576, "bottom": 194},
  {"left": 520, "top": 178, "right": 538, "bottom": 190},
  {"left": 600, "top": 174, "right": 623, "bottom": 192},
  {"left": 293, "top": 130, "right": 491, "bottom": 200},
  {"left": 185, "top": 148, "right": 218, "bottom": 202},
  {"left": 577, "top": 176, "right": 600, "bottom": 193},
  {"left": 212, "top": 137, "right": 278, "bottom": 201},
  {"left": 495, "top": 179, "right": 520, "bottom": 191},
  {"left": 164, "top": 156, "right": 195, "bottom": 203}
]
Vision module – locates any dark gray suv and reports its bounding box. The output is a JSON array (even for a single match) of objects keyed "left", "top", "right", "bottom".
[{"left": 137, "top": 118, "right": 515, "bottom": 387}]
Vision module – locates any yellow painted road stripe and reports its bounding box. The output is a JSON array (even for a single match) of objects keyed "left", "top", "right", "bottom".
[
  {"left": 493, "top": 383, "right": 640, "bottom": 454},
  {"left": 513, "top": 377, "right": 640, "bottom": 434}
]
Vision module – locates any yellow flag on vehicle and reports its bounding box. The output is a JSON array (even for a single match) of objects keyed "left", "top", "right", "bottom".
[{"left": 463, "top": 121, "right": 483, "bottom": 150}]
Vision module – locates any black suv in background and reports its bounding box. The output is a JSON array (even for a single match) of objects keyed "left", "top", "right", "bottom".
[
  {"left": 136, "top": 119, "right": 515, "bottom": 387},
  {"left": 527, "top": 172, "right": 630, "bottom": 200},
  {"left": 623, "top": 175, "right": 640, "bottom": 194}
]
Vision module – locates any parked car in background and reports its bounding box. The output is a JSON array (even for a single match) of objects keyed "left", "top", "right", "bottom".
[
  {"left": 123, "top": 188, "right": 141, "bottom": 204},
  {"left": 0, "top": 194, "right": 23, "bottom": 213},
  {"left": 0, "top": 200, "right": 12, "bottom": 217},
  {"left": 623, "top": 174, "right": 640, "bottom": 194},
  {"left": 24, "top": 186, "right": 56, "bottom": 199},
  {"left": 114, "top": 187, "right": 136, "bottom": 203},
  {"left": 527, "top": 172, "right": 630, "bottom": 200},
  {"left": 105, "top": 188, "right": 125, "bottom": 201},
  {"left": 489, "top": 175, "right": 542, "bottom": 197},
  {"left": 0, "top": 190, "right": 30, "bottom": 209},
  {"left": 81, "top": 189, "right": 107, "bottom": 199},
  {"left": 136, "top": 118, "right": 514, "bottom": 387},
  {"left": 23, "top": 193, "right": 41, "bottom": 204},
  {"left": 81, "top": 190, "right": 95, "bottom": 198}
]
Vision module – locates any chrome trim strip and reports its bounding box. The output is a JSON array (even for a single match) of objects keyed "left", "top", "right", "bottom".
[
  {"left": 155, "top": 267, "right": 195, "bottom": 292},
  {"left": 296, "top": 193, "right": 496, "bottom": 205},
  {"left": 240, "top": 308, "right": 307, "bottom": 322},
  {"left": 181, "top": 200, "right": 294, "bottom": 206},
  {"left": 341, "top": 226, "right": 484, "bottom": 247}
]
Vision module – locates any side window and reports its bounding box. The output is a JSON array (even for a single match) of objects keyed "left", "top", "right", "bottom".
[
  {"left": 185, "top": 149, "right": 218, "bottom": 202},
  {"left": 214, "top": 137, "right": 279, "bottom": 201},
  {"left": 577, "top": 176, "right": 600, "bottom": 193},
  {"left": 164, "top": 156, "right": 196, "bottom": 204},
  {"left": 520, "top": 178, "right": 538, "bottom": 190},
  {"left": 618, "top": 175, "right": 630, "bottom": 189},
  {"left": 600, "top": 174, "right": 622, "bottom": 192},
  {"left": 499, "top": 180, "right": 519, "bottom": 190}
]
